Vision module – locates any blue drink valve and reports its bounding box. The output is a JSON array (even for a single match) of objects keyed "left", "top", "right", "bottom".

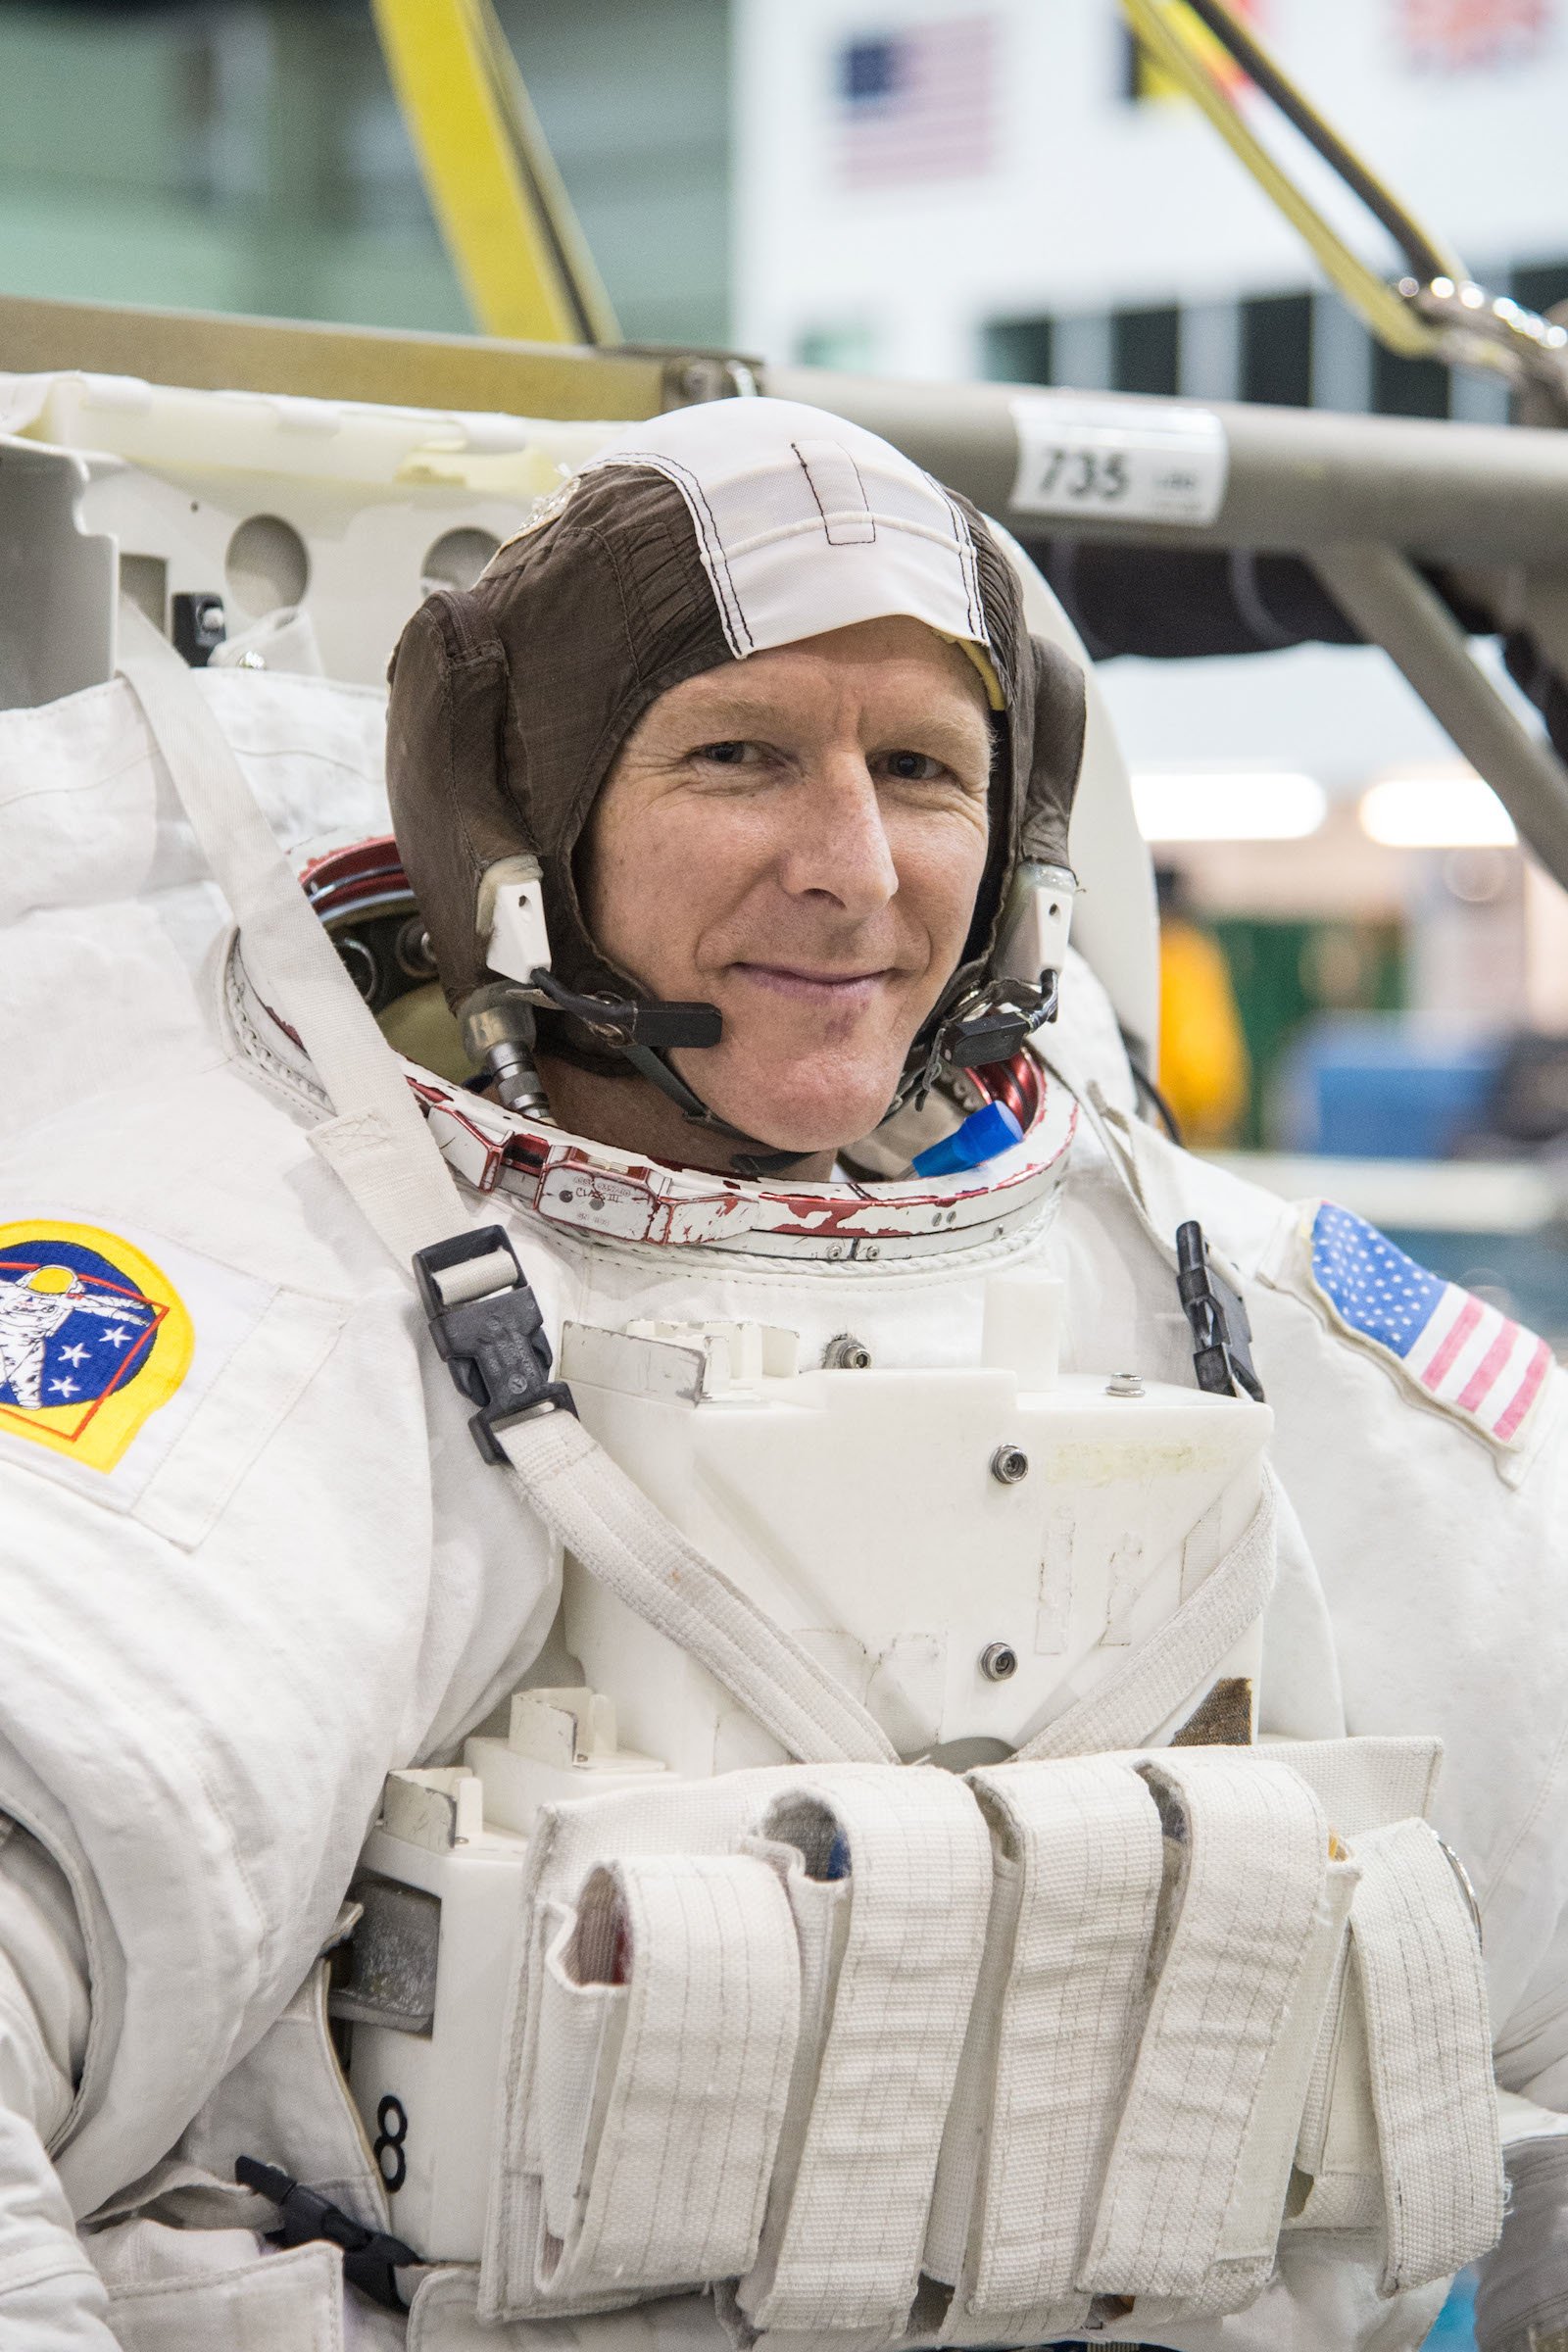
[{"left": 910, "top": 1100, "right": 1024, "bottom": 1179}]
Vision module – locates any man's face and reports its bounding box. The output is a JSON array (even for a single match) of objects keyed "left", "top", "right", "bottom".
[{"left": 581, "top": 614, "right": 994, "bottom": 1153}]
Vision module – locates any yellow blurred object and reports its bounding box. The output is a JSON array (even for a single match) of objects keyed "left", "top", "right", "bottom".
[
  {"left": 1158, "top": 915, "right": 1251, "bottom": 1148},
  {"left": 370, "top": 0, "right": 619, "bottom": 346},
  {"left": 377, "top": 982, "right": 478, "bottom": 1088},
  {"left": 1129, "top": 0, "right": 1252, "bottom": 103}
]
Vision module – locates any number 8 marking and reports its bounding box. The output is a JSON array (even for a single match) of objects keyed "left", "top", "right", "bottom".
[{"left": 374, "top": 2093, "right": 409, "bottom": 2193}]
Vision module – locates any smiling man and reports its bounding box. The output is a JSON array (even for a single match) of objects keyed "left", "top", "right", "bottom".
[{"left": 543, "top": 613, "right": 995, "bottom": 1169}]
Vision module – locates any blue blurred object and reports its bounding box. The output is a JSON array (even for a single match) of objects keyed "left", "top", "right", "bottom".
[
  {"left": 911, "top": 1100, "right": 1024, "bottom": 1178},
  {"left": 1277, "top": 1017, "right": 1501, "bottom": 1159},
  {"left": 1422, "top": 2267, "right": 1478, "bottom": 2346}
]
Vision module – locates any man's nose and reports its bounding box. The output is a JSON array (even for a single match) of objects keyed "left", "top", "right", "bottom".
[{"left": 778, "top": 748, "right": 899, "bottom": 916}]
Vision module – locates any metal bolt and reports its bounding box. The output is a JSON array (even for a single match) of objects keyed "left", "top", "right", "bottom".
[
  {"left": 822, "top": 1333, "right": 872, "bottom": 1370},
  {"left": 990, "top": 1443, "right": 1029, "bottom": 1485},
  {"left": 980, "top": 1642, "right": 1018, "bottom": 1682},
  {"left": 1105, "top": 1371, "right": 1145, "bottom": 1398}
]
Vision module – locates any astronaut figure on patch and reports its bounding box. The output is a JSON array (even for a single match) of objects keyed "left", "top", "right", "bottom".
[
  {"left": 0, "top": 1263, "right": 156, "bottom": 1415},
  {"left": 1, "top": 396, "right": 1567, "bottom": 2352}
]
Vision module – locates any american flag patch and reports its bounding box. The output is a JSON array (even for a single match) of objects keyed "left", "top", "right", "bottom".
[{"left": 1309, "top": 1200, "right": 1553, "bottom": 1448}]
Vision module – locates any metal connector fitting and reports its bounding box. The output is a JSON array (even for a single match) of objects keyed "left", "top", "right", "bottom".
[{"left": 459, "top": 981, "right": 550, "bottom": 1114}]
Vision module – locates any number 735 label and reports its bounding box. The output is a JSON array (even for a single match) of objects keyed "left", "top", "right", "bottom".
[{"left": 1009, "top": 394, "right": 1229, "bottom": 526}]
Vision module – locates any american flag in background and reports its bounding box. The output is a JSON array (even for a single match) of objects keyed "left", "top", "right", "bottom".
[
  {"left": 833, "top": 17, "right": 998, "bottom": 191},
  {"left": 1309, "top": 1201, "right": 1552, "bottom": 1446},
  {"left": 1399, "top": 0, "right": 1553, "bottom": 71}
]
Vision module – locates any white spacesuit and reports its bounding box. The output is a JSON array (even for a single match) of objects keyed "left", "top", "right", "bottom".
[{"left": 0, "top": 396, "right": 1565, "bottom": 2352}]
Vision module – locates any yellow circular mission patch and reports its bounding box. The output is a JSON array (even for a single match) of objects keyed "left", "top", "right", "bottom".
[{"left": 0, "top": 1220, "right": 194, "bottom": 1474}]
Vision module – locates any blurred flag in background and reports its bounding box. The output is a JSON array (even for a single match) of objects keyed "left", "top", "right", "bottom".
[
  {"left": 833, "top": 17, "right": 998, "bottom": 188},
  {"left": 1398, "top": 0, "right": 1553, "bottom": 72}
]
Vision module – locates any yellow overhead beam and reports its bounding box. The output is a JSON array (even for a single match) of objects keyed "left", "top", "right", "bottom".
[
  {"left": 1119, "top": 0, "right": 1441, "bottom": 360},
  {"left": 370, "top": 0, "right": 620, "bottom": 347}
]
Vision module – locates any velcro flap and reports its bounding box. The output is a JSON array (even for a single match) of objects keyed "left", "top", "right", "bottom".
[
  {"left": 1079, "top": 1753, "right": 1329, "bottom": 2311},
  {"left": 735, "top": 1766, "right": 993, "bottom": 2338},
  {"left": 941, "top": 1755, "right": 1164, "bottom": 2327},
  {"left": 539, "top": 1851, "right": 801, "bottom": 2297},
  {"left": 1349, "top": 1819, "right": 1503, "bottom": 2290}
]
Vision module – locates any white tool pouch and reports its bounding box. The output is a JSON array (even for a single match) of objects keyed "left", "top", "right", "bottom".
[
  {"left": 925, "top": 1751, "right": 1353, "bottom": 2343},
  {"left": 479, "top": 1746, "right": 1500, "bottom": 2340},
  {"left": 1286, "top": 1815, "right": 1504, "bottom": 2292},
  {"left": 486, "top": 1763, "right": 990, "bottom": 2328},
  {"left": 533, "top": 1852, "right": 800, "bottom": 2298},
  {"left": 726, "top": 1771, "right": 991, "bottom": 2341}
]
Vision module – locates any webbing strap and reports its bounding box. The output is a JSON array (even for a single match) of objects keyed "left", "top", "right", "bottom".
[
  {"left": 116, "top": 601, "right": 469, "bottom": 1268},
  {"left": 544, "top": 1854, "right": 800, "bottom": 2293},
  {"left": 1350, "top": 1819, "right": 1503, "bottom": 2290},
  {"left": 738, "top": 1768, "right": 992, "bottom": 2335},
  {"left": 1014, "top": 1472, "right": 1277, "bottom": 1761},
  {"left": 959, "top": 1757, "right": 1164, "bottom": 2318},
  {"left": 497, "top": 1415, "right": 897, "bottom": 1766},
  {"left": 1080, "top": 1753, "right": 1328, "bottom": 2312}
]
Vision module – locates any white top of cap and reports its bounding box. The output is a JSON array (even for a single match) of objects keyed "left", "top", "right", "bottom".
[{"left": 582, "top": 395, "right": 991, "bottom": 664}]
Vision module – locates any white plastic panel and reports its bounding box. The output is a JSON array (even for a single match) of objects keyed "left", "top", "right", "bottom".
[
  {"left": 1, "top": 372, "right": 618, "bottom": 698},
  {"left": 558, "top": 1301, "right": 1270, "bottom": 1777}
]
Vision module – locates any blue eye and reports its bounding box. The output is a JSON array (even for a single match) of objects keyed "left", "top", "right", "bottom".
[
  {"left": 887, "top": 752, "right": 943, "bottom": 780},
  {"left": 696, "top": 741, "right": 750, "bottom": 764}
]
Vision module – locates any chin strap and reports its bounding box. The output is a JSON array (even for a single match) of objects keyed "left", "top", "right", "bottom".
[
  {"left": 524, "top": 968, "right": 823, "bottom": 1180},
  {"left": 526, "top": 965, "right": 1063, "bottom": 1181},
  {"left": 614, "top": 1041, "right": 810, "bottom": 1180}
]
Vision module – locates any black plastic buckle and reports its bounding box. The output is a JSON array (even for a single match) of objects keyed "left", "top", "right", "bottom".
[
  {"left": 235, "top": 2155, "right": 419, "bottom": 2311},
  {"left": 945, "top": 1006, "right": 1035, "bottom": 1069},
  {"left": 1175, "top": 1219, "right": 1265, "bottom": 1402},
  {"left": 938, "top": 972, "right": 1059, "bottom": 1073},
  {"left": 414, "top": 1225, "right": 576, "bottom": 1463}
]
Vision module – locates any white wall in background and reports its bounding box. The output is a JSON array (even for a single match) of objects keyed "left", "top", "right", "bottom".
[{"left": 734, "top": 0, "right": 1568, "bottom": 375}]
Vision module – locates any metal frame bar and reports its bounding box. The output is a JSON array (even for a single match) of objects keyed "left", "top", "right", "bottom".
[
  {"left": 1312, "top": 543, "right": 1568, "bottom": 880},
  {"left": 766, "top": 368, "right": 1568, "bottom": 568},
  {"left": 0, "top": 290, "right": 731, "bottom": 422}
]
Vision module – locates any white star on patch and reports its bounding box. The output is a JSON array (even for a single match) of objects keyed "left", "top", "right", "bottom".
[
  {"left": 59, "top": 1344, "right": 88, "bottom": 1367},
  {"left": 100, "top": 1327, "right": 132, "bottom": 1349},
  {"left": 49, "top": 1378, "right": 78, "bottom": 1398}
]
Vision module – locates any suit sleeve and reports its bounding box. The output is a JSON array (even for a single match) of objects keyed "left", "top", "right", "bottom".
[{"left": 0, "top": 1823, "right": 118, "bottom": 2345}]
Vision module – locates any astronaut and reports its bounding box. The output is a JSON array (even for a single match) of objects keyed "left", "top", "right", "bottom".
[
  {"left": 0, "top": 1266, "right": 155, "bottom": 1414},
  {"left": 0, "top": 393, "right": 1565, "bottom": 2352}
]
